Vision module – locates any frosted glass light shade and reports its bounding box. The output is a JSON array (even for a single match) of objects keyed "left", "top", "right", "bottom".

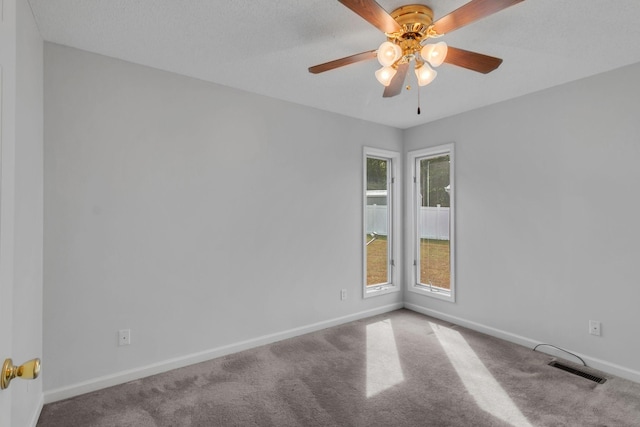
[
  {"left": 421, "top": 42, "right": 448, "bottom": 67},
  {"left": 375, "top": 66, "right": 397, "bottom": 86},
  {"left": 415, "top": 63, "right": 437, "bottom": 86},
  {"left": 377, "top": 41, "right": 402, "bottom": 67}
]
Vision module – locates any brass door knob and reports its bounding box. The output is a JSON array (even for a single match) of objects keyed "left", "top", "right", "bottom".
[{"left": 1, "top": 358, "right": 41, "bottom": 390}]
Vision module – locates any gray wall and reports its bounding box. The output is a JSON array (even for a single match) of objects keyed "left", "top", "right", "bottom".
[
  {"left": 43, "top": 42, "right": 640, "bottom": 399},
  {"left": 404, "top": 61, "right": 640, "bottom": 380},
  {"left": 43, "top": 44, "right": 403, "bottom": 394}
]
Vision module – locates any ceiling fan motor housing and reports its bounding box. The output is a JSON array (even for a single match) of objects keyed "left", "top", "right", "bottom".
[{"left": 388, "top": 5, "right": 437, "bottom": 64}]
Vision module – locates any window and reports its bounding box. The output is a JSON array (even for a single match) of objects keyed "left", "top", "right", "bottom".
[
  {"left": 408, "top": 144, "right": 455, "bottom": 301},
  {"left": 363, "top": 147, "right": 400, "bottom": 298}
]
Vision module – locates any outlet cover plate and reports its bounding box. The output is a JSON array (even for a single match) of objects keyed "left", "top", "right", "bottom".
[
  {"left": 119, "top": 329, "right": 131, "bottom": 346},
  {"left": 589, "top": 320, "right": 601, "bottom": 336}
]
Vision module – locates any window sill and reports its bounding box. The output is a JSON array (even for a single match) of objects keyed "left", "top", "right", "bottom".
[
  {"left": 408, "top": 284, "right": 454, "bottom": 302},
  {"left": 364, "top": 284, "right": 400, "bottom": 299}
]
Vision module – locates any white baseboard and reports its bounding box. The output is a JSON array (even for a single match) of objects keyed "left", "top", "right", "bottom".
[
  {"left": 44, "top": 303, "right": 403, "bottom": 404},
  {"left": 404, "top": 302, "right": 640, "bottom": 384}
]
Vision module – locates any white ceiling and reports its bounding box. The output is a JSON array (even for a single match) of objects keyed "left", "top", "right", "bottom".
[{"left": 28, "top": 0, "right": 640, "bottom": 129}]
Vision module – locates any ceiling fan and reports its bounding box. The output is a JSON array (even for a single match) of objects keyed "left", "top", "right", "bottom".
[{"left": 309, "top": 0, "right": 525, "bottom": 98}]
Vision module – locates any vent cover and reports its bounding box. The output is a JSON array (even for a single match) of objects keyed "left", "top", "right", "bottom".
[{"left": 548, "top": 361, "right": 607, "bottom": 384}]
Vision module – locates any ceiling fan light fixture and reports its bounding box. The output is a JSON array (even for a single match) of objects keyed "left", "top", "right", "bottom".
[
  {"left": 421, "top": 42, "right": 448, "bottom": 67},
  {"left": 309, "top": 0, "right": 519, "bottom": 98},
  {"left": 377, "top": 41, "right": 402, "bottom": 67},
  {"left": 375, "top": 66, "right": 397, "bottom": 86},
  {"left": 415, "top": 62, "right": 437, "bottom": 86}
]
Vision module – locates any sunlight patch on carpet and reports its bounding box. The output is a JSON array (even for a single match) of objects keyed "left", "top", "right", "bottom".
[
  {"left": 366, "top": 319, "right": 405, "bottom": 398},
  {"left": 431, "top": 323, "right": 532, "bottom": 427}
]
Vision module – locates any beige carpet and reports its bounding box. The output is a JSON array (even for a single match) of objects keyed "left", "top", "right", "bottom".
[{"left": 38, "top": 309, "right": 640, "bottom": 426}]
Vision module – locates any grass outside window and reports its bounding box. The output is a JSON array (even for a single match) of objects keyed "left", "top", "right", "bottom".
[{"left": 367, "top": 236, "right": 450, "bottom": 288}]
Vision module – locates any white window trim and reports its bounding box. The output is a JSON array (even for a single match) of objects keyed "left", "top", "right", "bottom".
[
  {"left": 406, "top": 143, "right": 455, "bottom": 302},
  {"left": 363, "top": 147, "right": 401, "bottom": 298}
]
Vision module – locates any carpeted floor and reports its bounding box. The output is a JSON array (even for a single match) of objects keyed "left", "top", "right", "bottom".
[{"left": 38, "top": 309, "right": 640, "bottom": 426}]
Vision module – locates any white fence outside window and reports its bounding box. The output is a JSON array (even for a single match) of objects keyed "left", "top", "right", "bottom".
[{"left": 366, "top": 205, "right": 450, "bottom": 240}]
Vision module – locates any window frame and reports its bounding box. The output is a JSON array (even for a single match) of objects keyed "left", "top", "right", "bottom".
[
  {"left": 407, "top": 144, "right": 456, "bottom": 302},
  {"left": 363, "top": 147, "right": 401, "bottom": 298}
]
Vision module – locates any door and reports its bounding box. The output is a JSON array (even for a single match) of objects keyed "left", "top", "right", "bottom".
[
  {"left": 0, "top": 265, "right": 12, "bottom": 426},
  {"left": 1, "top": 3, "right": 45, "bottom": 423},
  {"left": 0, "top": 63, "right": 14, "bottom": 427}
]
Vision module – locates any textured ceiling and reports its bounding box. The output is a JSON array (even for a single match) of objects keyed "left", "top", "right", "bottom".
[{"left": 28, "top": 0, "right": 640, "bottom": 129}]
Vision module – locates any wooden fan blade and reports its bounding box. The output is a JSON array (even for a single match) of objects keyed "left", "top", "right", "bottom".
[
  {"left": 309, "top": 50, "right": 377, "bottom": 74},
  {"left": 433, "top": 0, "right": 524, "bottom": 35},
  {"left": 338, "top": 0, "right": 402, "bottom": 34},
  {"left": 383, "top": 62, "right": 409, "bottom": 98},
  {"left": 443, "top": 46, "right": 503, "bottom": 74}
]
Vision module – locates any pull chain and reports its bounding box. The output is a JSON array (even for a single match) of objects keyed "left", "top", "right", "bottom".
[{"left": 417, "top": 85, "right": 421, "bottom": 115}]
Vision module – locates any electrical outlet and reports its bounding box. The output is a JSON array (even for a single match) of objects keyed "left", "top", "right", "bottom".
[
  {"left": 340, "top": 289, "right": 347, "bottom": 301},
  {"left": 589, "top": 320, "right": 601, "bottom": 336},
  {"left": 119, "top": 329, "right": 131, "bottom": 346}
]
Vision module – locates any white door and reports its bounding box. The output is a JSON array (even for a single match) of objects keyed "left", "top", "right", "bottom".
[
  {"left": 1, "top": 4, "right": 44, "bottom": 423},
  {"left": 0, "top": 54, "right": 42, "bottom": 427},
  {"left": 0, "top": 266, "right": 12, "bottom": 425},
  {"left": 0, "top": 64, "right": 14, "bottom": 427}
]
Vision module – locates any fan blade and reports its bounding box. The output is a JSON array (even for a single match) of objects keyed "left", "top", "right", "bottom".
[
  {"left": 444, "top": 46, "right": 503, "bottom": 74},
  {"left": 309, "top": 50, "right": 377, "bottom": 74},
  {"left": 338, "top": 0, "right": 402, "bottom": 34},
  {"left": 433, "top": 0, "right": 524, "bottom": 35},
  {"left": 383, "top": 62, "right": 409, "bottom": 98}
]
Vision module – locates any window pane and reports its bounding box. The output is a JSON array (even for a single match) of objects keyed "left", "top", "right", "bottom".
[
  {"left": 366, "top": 157, "right": 389, "bottom": 286},
  {"left": 418, "top": 155, "right": 450, "bottom": 289}
]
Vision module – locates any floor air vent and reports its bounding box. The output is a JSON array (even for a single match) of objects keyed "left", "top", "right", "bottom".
[{"left": 548, "top": 361, "right": 607, "bottom": 384}]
